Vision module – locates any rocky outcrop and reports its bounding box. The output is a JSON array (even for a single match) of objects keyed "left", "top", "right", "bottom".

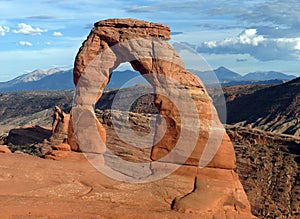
[
  {"left": 51, "top": 106, "right": 70, "bottom": 144},
  {"left": 70, "top": 18, "right": 253, "bottom": 217},
  {"left": 173, "top": 168, "right": 251, "bottom": 218},
  {"left": 226, "top": 77, "right": 300, "bottom": 136},
  {"left": 6, "top": 125, "right": 52, "bottom": 146},
  {"left": 52, "top": 143, "right": 71, "bottom": 151},
  {"left": 5, "top": 106, "right": 72, "bottom": 156},
  {"left": 228, "top": 125, "right": 300, "bottom": 218},
  {"left": 226, "top": 124, "right": 300, "bottom": 147}
]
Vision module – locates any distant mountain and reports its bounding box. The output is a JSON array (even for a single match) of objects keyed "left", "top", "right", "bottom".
[
  {"left": 190, "top": 67, "right": 296, "bottom": 86},
  {"left": 190, "top": 67, "right": 241, "bottom": 85},
  {"left": 0, "top": 68, "right": 74, "bottom": 92},
  {"left": 5, "top": 68, "right": 61, "bottom": 84},
  {"left": 242, "top": 71, "right": 296, "bottom": 81},
  {"left": 0, "top": 69, "right": 147, "bottom": 92},
  {"left": 0, "top": 67, "right": 297, "bottom": 92},
  {"left": 105, "top": 70, "right": 148, "bottom": 88},
  {"left": 222, "top": 79, "right": 288, "bottom": 86},
  {"left": 226, "top": 77, "right": 300, "bottom": 136},
  {"left": 214, "top": 67, "right": 242, "bottom": 82}
]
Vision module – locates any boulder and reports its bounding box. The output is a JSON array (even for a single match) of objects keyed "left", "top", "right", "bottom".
[
  {"left": 52, "top": 143, "right": 71, "bottom": 151},
  {"left": 6, "top": 125, "right": 52, "bottom": 146}
]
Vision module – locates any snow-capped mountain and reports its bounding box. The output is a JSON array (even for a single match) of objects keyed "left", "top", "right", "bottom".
[
  {"left": 10, "top": 68, "right": 62, "bottom": 84},
  {"left": 0, "top": 68, "right": 74, "bottom": 92}
]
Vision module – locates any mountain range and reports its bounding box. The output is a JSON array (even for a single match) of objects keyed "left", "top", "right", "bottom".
[
  {"left": 190, "top": 67, "right": 296, "bottom": 85},
  {"left": 0, "top": 68, "right": 74, "bottom": 92},
  {"left": 0, "top": 66, "right": 296, "bottom": 92}
]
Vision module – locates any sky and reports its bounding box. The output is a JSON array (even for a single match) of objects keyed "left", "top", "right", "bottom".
[{"left": 0, "top": 0, "right": 299, "bottom": 81}]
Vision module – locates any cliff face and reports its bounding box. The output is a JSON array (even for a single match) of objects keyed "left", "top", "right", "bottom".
[
  {"left": 227, "top": 125, "right": 300, "bottom": 218},
  {"left": 226, "top": 77, "right": 300, "bottom": 136},
  {"left": 70, "top": 18, "right": 254, "bottom": 217}
]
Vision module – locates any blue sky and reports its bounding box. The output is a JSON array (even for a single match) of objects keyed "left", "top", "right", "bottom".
[{"left": 0, "top": 0, "right": 299, "bottom": 81}]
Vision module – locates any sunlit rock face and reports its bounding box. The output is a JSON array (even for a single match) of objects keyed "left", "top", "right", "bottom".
[{"left": 70, "top": 18, "right": 254, "bottom": 218}]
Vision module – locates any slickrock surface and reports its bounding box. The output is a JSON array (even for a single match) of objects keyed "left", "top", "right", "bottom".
[
  {"left": 0, "top": 153, "right": 197, "bottom": 219},
  {"left": 0, "top": 145, "right": 11, "bottom": 153},
  {"left": 70, "top": 18, "right": 254, "bottom": 217}
]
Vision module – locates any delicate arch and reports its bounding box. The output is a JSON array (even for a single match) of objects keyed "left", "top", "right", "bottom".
[{"left": 69, "top": 18, "right": 236, "bottom": 170}]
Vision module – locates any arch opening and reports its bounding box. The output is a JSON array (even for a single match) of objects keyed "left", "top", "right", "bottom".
[{"left": 70, "top": 19, "right": 235, "bottom": 182}]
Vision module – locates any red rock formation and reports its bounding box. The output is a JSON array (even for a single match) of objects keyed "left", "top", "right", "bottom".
[
  {"left": 52, "top": 143, "right": 71, "bottom": 151},
  {"left": 6, "top": 107, "right": 72, "bottom": 155},
  {"left": 0, "top": 145, "right": 12, "bottom": 153},
  {"left": 69, "top": 18, "right": 254, "bottom": 217},
  {"left": 51, "top": 106, "right": 70, "bottom": 143},
  {"left": 50, "top": 106, "right": 73, "bottom": 152},
  {"left": 7, "top": 125, "right": 52, "bottom": 145}
]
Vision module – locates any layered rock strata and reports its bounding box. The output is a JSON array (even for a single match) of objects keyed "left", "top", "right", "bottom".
[{"left": 69, "top": 18, "right": 254, "bottom": 217}]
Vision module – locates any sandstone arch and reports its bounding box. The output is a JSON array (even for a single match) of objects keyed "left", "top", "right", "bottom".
[
  {"left": 70, "top": 18, "right": 234, "bottom": 168},
  {"left": 68, "top": 18, "right": 254, "bottom": 217}
]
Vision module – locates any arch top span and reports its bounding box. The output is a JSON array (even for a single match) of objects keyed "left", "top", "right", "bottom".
[{"left": 74, "top": 18, "right": 171, "bottom": 85}]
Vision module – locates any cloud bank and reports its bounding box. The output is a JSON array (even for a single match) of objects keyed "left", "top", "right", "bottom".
[
  {"left": 197, "top": 29, "right": 300, "bottom": 61},
  {"left": 13, "top": 23, "right": 47, "bottom": 35}
]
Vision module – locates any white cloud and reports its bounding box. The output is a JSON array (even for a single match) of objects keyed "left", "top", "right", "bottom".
[
  {"left": 19, "top": 41, "right": 33, "bottom": 47},
  {"left": 53, "top": 31, "right": 63, "bottom": 37},
  {"left": 204, "top": 29, "right": 265, "bottom": 48},
  {"left": 13, "top": 23, "right": 47, "bottom": 35},
  {"left": 197, "top": 29, "right": 300, "bottom": 61},
  {"left": 0, "top": 25, "right": 9, "bottom": 36}
]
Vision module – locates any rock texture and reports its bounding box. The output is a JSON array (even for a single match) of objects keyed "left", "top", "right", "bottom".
[
  {"left": 98, "top": 109, "right": 300, "bottom": 218},
  {"left": 0, "top": 90, "right": 74, "bottom": 135},
  {"left": 226, "top": 77, "right": 300, "bottom": 136},
  {"left": 70, "top": 18, "right": 253, "bottom": 217},
  {"left": 227, "top": 125, "right": 300, "bottom": 218},
  {"left": 52, "top": 143, "right": 71, "bottom": 151},
  {"left": 0, "top": 145, "right": 12, "bottom": 153},
  {"left": 6, "top": 125, "right": 52, "bottom": 146},
  {"left": 51, "top": 106, "right": 71, "bottom": 145},
  {"left": 0, "top": 153, "right": 211, "bottom": 219},
  {"left": 5, "top": 107, "right": 73, "bottom": 156},
  {"left": 2, "top": 108, "right": 298, "bottom": 218},
  {"left": 173, "top": 168, "right": 251, "bottom": 218}
]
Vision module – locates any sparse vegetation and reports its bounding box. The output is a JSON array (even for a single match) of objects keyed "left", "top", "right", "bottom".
[
  {"left": 228, "top": 126, "right": 300, "bottom": 218},
  {"left": 7, "top": 143, "right": 43, "bottom": 157}
]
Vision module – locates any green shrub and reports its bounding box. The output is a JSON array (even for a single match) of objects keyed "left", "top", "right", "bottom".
[{"left": 7, "top": 143, "right": 42, "bottom": 157}]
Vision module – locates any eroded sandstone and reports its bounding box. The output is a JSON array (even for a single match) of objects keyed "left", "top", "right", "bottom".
[{"left": 69, "top": 18, "right": 254, "bottom": 217}]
